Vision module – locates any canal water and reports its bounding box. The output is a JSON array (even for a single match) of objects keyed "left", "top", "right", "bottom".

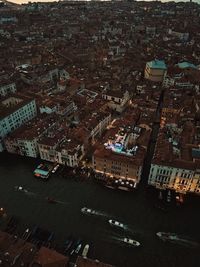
[{"left": 0, "top": 153, "right": 200, "bottom": 267}]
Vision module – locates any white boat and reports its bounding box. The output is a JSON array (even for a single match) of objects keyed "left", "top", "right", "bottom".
[
  {"left": 123, "top": 238, "right": 140, "bottom": 247},
  {"left": 82, "top": 244, "right": 89, "bottom": 258},
  {"left": 108, "top": 219, "right": 125, "bottom": 229},
  {"left": 81, "top": 207, "right": 97, "bottom": 215},
  {"left": 15, "top": 186, "right": 28, "bottom": 193},
  {"left": 75, "top": 243, "right": 82, "bottom": 254},
  {"left": 52, "top": 164, "right": 59, "bottom": 173},
  {"left": 167, "top": 190, "right": 171, "bottom": 202}
]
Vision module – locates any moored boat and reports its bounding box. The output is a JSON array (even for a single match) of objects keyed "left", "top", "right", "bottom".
[
  {"left": 52, "top": 164, "right": 59, "bottom": 173},
  {"left": 167, "top": 190, "right": 171, "bottom": 203},
  {"left": 82, "top": 244, "right": 89, "bottom": 258},
  {"left": 65, "top": 240, "right": 73, "bottom": 253},
  {"left": 75, "top": 243, "right": 82, "bottom": 254},
  {"left": 105, "top": 184, "right": 117, "bottom": 190}
]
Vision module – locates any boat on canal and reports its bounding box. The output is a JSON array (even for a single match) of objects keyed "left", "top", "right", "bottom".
[
  {"left": 105, "top": 184, "right": 117, "bottom": 190},
  {"left": 52, "top": 164, "right": 59, "bottom": 174},
  {"left": 81, "top": 207, "right": 98, "bottom": 216},
  {"left": 108, "top": 219, "right": 125, "bottom": 230},
  {"left": 70, "top": 238, "right": 81, "bottom": 255},
  {"left": 64, "top": 239, "right": 74, "bottom": 253},
  {"left": 123, "top": 238, "right": 140, "bottom": 247},
  {"left": 34, "top": 163, "right": 51, "bottom": 180},
  {"left": 167, "top": 190, "right": 171, "bottom": 202},
  {"left": 156, "top": 232, "right": 200, "bottom": 247},
  {"left": 46, "top": 197, "right": 57, "bottom": 204},
  {"left": 156, "top": 232, "right": 180, "bottom": 242},
  {"left": 82, "top": 244, "right": 89, "bottom": 258},
  {"left": 14, "top": 186, "right": 28, "bottom": 193},
  {"left": 75, "top": 243, "right": 82, "bottom": 254}
]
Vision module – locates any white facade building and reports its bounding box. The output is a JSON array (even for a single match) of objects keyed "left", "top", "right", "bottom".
[
  {"left": 0, "top": 96, "right": 37, "bottom": 151},
  {"left": 102, "top": 90, "right": 130, "bottom": 113},
  {"left": 148, "top": 163, "right": 200, "bottom": 195},
  {"left": 4, "top": 116, "right": 57, "bottom": 158}
]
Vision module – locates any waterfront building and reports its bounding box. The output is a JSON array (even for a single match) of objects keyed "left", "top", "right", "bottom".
[
  {"left": 38, "top": 126, "right": 85, "bottom": 167},
  {"left": 93, "top": 123, "right": 150, "bottom": 186},
  {"left": 0, "top": 95, "right": 37, "bottom": 151},
  {"left": 148, "top": 125, "right": 200, "bottom": 195},
  {"left": 145, "top": 60, "right": 167, "bottom": 82},
  {"left": 4, "top": 115, "right": 57, "bottom": 158},
  {"left": 0, "top": 81, "right": 16, "bottom": 97}
]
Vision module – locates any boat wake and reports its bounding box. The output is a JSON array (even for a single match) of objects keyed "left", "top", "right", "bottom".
[
  {"left": 170, "top": 237, "right": 200, "bottom": 248},
  {"left": 55, "top": 200, "right": 69, "bottom": 205},
  {"left": 81, "top": 207, "right": 111, "bottom": 219},
  {"left": 101, "top": 232, "right": 140, "bottom": 247},
  {"left": 14, "top": 186, "right": 69, "bottom": 205},
  {"left": 157, "top": 232, "right": 200, "bottom": 248},
  {"left": 14, "top": 186, "right": 37, "bottom": 196},
  {"left": 24, "top": 191, "right": 37, "bottom": 196},
  {"left": 94, "top": 211, "right": 111, "bottom": 219}
]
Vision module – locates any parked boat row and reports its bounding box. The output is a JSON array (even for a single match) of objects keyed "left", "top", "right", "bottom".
[
  {"left": 33, "top": 163, "right": 60, "bottom": 180},
  {"left": 34, "top": 163, "right": 51, "bottom": 180},
  {"left": 158, "top": 189, "right": 185, "bottom": 206},
  {"left": 63, "top": 236, "right": 90, "bottom": 257}
]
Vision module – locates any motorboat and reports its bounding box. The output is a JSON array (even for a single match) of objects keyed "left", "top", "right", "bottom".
[
  {"left": 65, "top": 240, "right": 73, "bottom": 253},
  {"left": 167, "top": 190, "right": 171, "bottom": 203},
  {"left": 156, "top": 232, "right": 179, "bottom": 241},
  {"left": 82, "top": 244, "right": 89, "bottom": 258},
  {"left": 75, "top": 243, "right": 82, "bottom": 254},
  {"left": 70, "top": 239, "right": 81, "bottom": 255},
  {"left": 52, "top": 164, "right": 59, "bottom": 173},
  {"left": 14, "top": 186, "right": 28, "bottom": 193},
  {"left": 123, "top": 238, "right": 140, "bottom": 247},
  {"left": 46, "top": 197, "right": 57, "bottom": 204},
  {"left": 81, "top": 207, "right": 97, "bottom": 216},
  {"left": 108, "top": 219, "right": 125, "bottom": 229}
]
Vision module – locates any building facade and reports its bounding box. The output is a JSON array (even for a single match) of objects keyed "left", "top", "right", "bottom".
[
  {"left": 145, "top": 60, "right": 167, "bottom": 82},
  {"left": 148, "top": 163, "right": 200, "bottom": 195},
  {"left": 0, "top": 82, "right": 16, "bottom": 97},
  {"left": 102, "top": 90, "right": 130, "bottom": 113},
  {"left": 0, "top": 96, "right": 37, "bottom": 151}
]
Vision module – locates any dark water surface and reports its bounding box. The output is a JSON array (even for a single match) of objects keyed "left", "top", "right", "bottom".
[{"left": 0, "top": 154, "right": 199, "bottom": 267}]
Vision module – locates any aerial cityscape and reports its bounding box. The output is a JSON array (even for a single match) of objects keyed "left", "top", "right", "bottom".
[{"left": 0, "top": 0, "right": 200, "bottom": 267}]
